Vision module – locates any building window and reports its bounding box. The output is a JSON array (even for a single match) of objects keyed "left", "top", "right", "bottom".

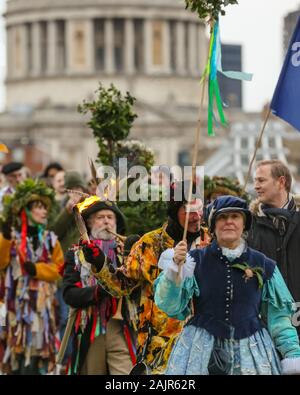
[
  {"left": 152, "top": 20, "right": 163, "bottom": 66},
  {"left": 178, "top": 150, "right": 191, "bottom": 167},
  {"left": 56, "top": 20, "right": 66, "bottom": 72},
  {"left": 256, "top": 153, "right": 263, "bottom": 162},
  {"left": 184, "top": 22, "right": 189, "bottom": 71},
  {"left": 268, "top": 137, "right": 275, "bottom": 148},
  {"left": 170, "top": 20, "right": 176, "bottom": 72},
  {"left": 241, "top": 155, "right": 249, "bottom": 166},
  {"left": 94, "top": 19, "right": 105, "bottom": 71},
  {"left": 26, "top": 23, "right": 32, "bottom": 74},
  {"left": 134, "top": 19, "right": 144, "bottom": 72},
  {"left": 218, "top": 44, "right": 242, "bottom": 108},
  {"left": 226, "top": 93, "right": 239, "bottom": 107},
  {"left": 241, "top": 137, "right": 248, "bottom": 149},
  {"left": 40, "top": 21, "right": 48, "bottom": 74},
  {"left": 114, "top": 19, "right": 124, "bottom": 72},
  {"left": 195, "top": 23, "right": 201, "bottom": 72}
]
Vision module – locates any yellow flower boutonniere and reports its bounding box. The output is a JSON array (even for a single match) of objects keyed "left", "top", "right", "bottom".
[{"left": 231, "top": 262, "right": 264, "bottom": 289}]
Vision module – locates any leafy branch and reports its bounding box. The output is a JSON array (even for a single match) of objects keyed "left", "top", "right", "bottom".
[
  {"left": 185, "top": 0, "right": 238, "bottom": 21},
  {"left": 78, "top": 83, "right": 137, "bottom": 165}
]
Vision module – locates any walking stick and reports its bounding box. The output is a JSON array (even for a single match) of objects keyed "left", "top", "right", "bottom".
[
  {"left": 176, "top": 60, "right": 208, "bottom": 285},
  {"left": 55, "top": 307, "right": 77, "bottom": 367}
]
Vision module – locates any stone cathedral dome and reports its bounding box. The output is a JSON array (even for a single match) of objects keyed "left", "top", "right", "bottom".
[
  {"left": 1, "top": 0, "right": 209, "bottom": 173},
  {"left": 5, "top": 0, "right": 207, "bottom": 109}
]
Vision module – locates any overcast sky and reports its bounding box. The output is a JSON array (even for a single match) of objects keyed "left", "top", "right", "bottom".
[
  {"left": 220, "top": 0, "right": 300, "bottom": 112},
  {"left": 0, "top": 0, "right": 300, "bottom": 112},
  {"left": 0, "top": 0, "right": 5, "bottom": 111}
]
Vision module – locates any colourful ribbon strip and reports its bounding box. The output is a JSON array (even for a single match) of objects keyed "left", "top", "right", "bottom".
[{"left": 202, "top": 20, "right": 253, "bottom": 136}]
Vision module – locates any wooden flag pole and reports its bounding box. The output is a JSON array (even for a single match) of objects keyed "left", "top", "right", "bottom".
[
  {"left": 242, "top": 107, "right": 272, "bottom": 194},
  {"left": 182, "top": 19, "right": 213, "bottom": 243},
  {"left": 176, "top": 72, "right": 208, "bottom": 284},
  {"left": 176, "top": 20, "right": 216, "bottom": 284},
  {"left": 182, "top": 78, "right": 207, "bottom": 242}
]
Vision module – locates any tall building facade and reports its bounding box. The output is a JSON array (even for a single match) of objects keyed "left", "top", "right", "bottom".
[
  {"left": 0, "top": 0, "right": 210, "bottom": 173},
  {"left": 283, "top": 7, "right": 300, "bottom": 55}
]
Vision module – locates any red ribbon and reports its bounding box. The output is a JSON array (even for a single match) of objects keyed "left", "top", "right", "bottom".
[
  {"left": 18, "top": 209, "right": 28, "bottom": 274},
  {"left": 123, "top": 324, "right": 137, "bottom": 365},
  {"left": 111, "top": 298, "right": 117, "bottom": 316},
  {"left": 90, "top": 309, "right": 98, "bottom": 343},
  {"left": 75, "top": 310, "right": 82, "bottom": 333}
]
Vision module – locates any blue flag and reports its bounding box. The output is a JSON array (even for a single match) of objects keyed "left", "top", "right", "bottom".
[{"left": 271, "top": 16, "right": 300, "bottom": 132}]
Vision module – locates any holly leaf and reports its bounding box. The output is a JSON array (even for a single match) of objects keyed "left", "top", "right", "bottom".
[
  {"left": 231, "top": 263, "right": 248, "bottom": 271},
  {"left": 256, "top": 272, "right": 264, "bottom": 289}
]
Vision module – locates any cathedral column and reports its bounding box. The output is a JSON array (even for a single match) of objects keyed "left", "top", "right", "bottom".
[
  {"left": 31, "top": 22, "right": 41, "bottom": 76},
  {"left": 47, "top": 20, "right": 57, "bottom": 75},
  {"left": 176, "top": 20, "right": 185, "bottom": 75},
  {"left": 86, "top": 18, "right": 95, "bottom": 72},
  {"left": 104, "top": 18, "right": 115, "bottom": 74},
  {"left": 124, "top": 18, "right": 135, "bottom": 74},
  {"left": 6, "top": 27, "right": 13, "bottom": 79},
  {"left": 144, "top": 18, "right": 152, "bottom": 73},
  {"left": 198, "top": 23, "right": 207, "bottom": 73},
  {"left": 188, "top": 22, "right": 198, "bottom": 75},
  {"left": 13, "top": 24, "right": 28, "bottom": 78},
  {"left": 65, "top": 19, "right": 72, "bottom": 74},
  {"left": 163, "top": 20, "right": 171, "bottom": 73}
]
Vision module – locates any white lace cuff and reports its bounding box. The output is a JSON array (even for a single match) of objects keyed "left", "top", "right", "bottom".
[
  {"left": 158, "top": 248, "right": 196, "bottom": 282},
  {"left": 281, "top": 357, "right": 300, "bottom": 375}
]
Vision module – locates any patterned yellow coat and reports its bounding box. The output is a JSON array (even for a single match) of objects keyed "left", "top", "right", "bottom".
[{"left": 92, "top": 224, "right": 210, "bottom": 374}]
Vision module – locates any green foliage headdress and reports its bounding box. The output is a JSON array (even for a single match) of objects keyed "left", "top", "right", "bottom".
[{"left": 2, "top": 178, "right": 55, "bottom": 227}]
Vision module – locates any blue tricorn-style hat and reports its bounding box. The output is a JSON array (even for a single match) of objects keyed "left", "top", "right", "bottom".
[{"left": 206, "top": 195, "right": 252, "bottom": 233}]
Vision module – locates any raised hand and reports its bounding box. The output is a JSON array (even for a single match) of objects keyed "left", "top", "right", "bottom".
[
  {"left": 80, "top": 239, "right": 106, "bottom": 272},
  {"left": 173, "top": 240, "right": 187, "bottom": 266}
]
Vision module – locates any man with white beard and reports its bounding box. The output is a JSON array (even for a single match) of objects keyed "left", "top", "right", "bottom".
[{"left": 62, "top": 196, "right": 138, "bottom": 375}]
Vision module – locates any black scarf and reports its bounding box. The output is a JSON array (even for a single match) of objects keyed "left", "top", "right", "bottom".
[
  {"left": 261, "top": 197, "right": 296, "bottom": 236},
  {"left": 27, "top": 225, "right": 41, "bottom": 250},
  {"left": 166, "top": 218, "right": 199, "bottom": 249}
]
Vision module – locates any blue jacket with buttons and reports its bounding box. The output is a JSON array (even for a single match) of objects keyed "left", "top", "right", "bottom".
[{"left": 187, "top": 240, "right": 275, "bottom": 339}]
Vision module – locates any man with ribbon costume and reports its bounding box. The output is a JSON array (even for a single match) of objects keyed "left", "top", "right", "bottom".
[{"left": 62, "top": 196, "right": 138, "bottom": 375}]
